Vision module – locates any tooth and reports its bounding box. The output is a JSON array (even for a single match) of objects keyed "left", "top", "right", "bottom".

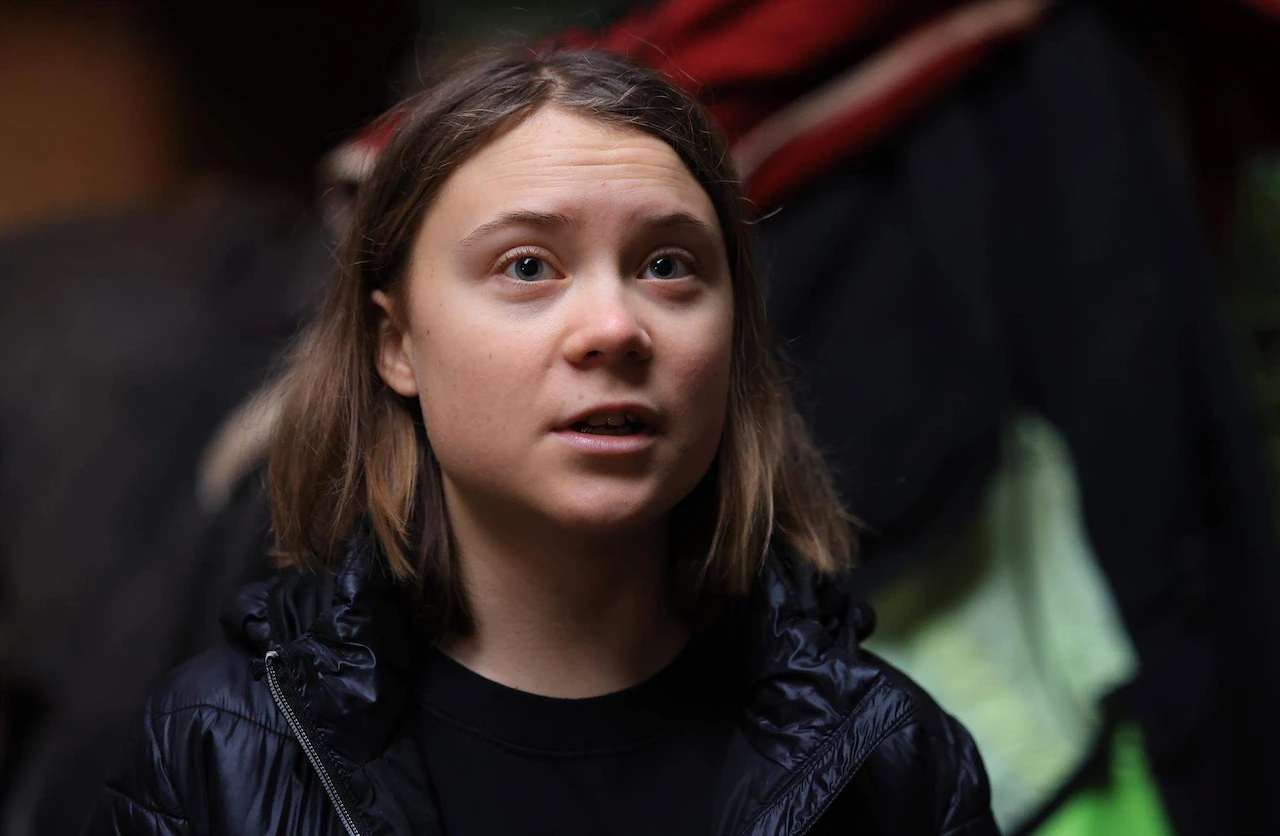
[
  {"left": 586, "top": 414, "right": 609, "bottom": 426},
  {"left": 606, "top": 414, "right": 624, "bottom": 427},
  {"left": 625, "top": 412, "right": 639, "bottom": 424}
]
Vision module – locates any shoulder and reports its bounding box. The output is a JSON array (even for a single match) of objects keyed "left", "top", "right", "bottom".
[
  {"left": 861, "top": 649, "right": 980, "bottom": 755},
  {"left": 144, "top": 642, "right": 288, "bottom": 737},
  {"left": 841, "top": 650, "right": 998, "bottom": 835},
  {"left": 126, "top": 642, "right": 296, "bottom": 799},
  {"left": 84, "top": 645, "right": 297, "bottom": 835}
]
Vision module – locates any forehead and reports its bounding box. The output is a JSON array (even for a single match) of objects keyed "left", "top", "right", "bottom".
[{"left": 427, "top": 105, "right": 719, "bottom": 233}]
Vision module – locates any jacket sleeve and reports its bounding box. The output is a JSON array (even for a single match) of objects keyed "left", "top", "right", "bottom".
[
  {"left": 937, "top": 713, "right": 1000, "bottom": 836},
  {"left": 81, "top": 701, "right": 193, "bottom": 836}
]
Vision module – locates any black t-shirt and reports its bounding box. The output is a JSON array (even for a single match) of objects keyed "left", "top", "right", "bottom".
[{"left": 414, "top": 635, "right": 738, "bottom": 835}]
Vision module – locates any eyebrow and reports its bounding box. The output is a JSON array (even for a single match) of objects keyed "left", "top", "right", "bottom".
[
  {"left": 456, "top": 210, "right": 718, "bottom": 251},
  {"left": 641, "top": 211, "right": 718, "bottom": 239},
  {"left": 457, "top": 211, "right": 579, "bottom": 251}
]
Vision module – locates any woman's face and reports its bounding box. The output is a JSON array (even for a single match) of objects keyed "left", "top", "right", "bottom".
[{"left": 375, "top": 106, "right": 734, "bottom": 536}]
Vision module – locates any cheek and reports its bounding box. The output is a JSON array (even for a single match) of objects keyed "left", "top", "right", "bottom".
[
  {"left": 410, "top": 308, "right": 542, "bottom": 471},
  {"left": 669, "top": 316, "right": 734, "bottom": 450}
]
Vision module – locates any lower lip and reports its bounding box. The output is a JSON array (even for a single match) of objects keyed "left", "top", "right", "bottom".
[{"left": 552, "top": 429, "right": 657, "bottom": 455}]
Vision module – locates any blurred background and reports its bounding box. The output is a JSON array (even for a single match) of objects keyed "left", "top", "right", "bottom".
[{"left": 2, "top": 1, "right": 1279, "bottom": 834}]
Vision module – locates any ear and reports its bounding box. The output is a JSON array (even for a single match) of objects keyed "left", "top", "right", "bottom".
[{"left": 371, "top": 290, "right": 420, "bottom": 398}]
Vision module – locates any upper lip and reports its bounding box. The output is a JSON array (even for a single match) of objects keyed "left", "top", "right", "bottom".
[{"left": 556, "top": 402, "right": 661, "bottom": 431}]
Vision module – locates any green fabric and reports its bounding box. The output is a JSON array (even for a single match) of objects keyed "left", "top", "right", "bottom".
[
  {"left": 864, "top": 414, "right": 1140, "bottom": 831},
  {"left": 1036, "top": 723, "right": 1172, "bottom": 836}
]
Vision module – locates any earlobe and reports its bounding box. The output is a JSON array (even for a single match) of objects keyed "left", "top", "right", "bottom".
[{"left": 371, "top": 290, "right": 420, "bottom": 398}]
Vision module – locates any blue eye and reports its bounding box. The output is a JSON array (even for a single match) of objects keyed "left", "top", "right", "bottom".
[
  {"left": 645, "top": 255, "right": 689, "bottom": 280},
  {"left": 507, "top": 256, "right": 547, "bottom": 281}
]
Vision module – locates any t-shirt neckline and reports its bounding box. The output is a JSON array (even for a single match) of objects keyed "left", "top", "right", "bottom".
[{"left": 416, "top": 636, "right": 714, "bottom": 754}]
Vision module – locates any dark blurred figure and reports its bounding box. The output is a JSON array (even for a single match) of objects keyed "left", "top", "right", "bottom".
[
  {"left": 546, "top": 0, "right": 1280, "bottom": 833},
  {"left": 0, "top": 3, "right": 413, "bottom": 833}
]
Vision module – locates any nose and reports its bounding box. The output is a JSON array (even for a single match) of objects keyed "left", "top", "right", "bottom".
[{"left": 562, "top": 280, "right": 654, "bottom": 366}]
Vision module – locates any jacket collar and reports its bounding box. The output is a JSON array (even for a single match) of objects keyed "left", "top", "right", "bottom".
[
  {"left": 224, "top": 532, "right": 905, "bottom": 834},
  {"left": 225, "top": 532, "right": 418, "bottom": 772},
  {"left": 711, "top": 552, "right": 913, "bottom": 835}
]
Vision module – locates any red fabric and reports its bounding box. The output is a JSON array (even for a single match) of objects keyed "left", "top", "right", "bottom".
[
  {"left": 557, "top": 0, "right": 902, "bottom": 141},
  {"left": 337, "top": 0, "right": 1280, "bottom": 216},
  {"left": 738, "top": 0, "right": 1046, "bottom": 206},
  {"left": 346, "top": 0, "right": 1030, "bottom": 210},
  {"left": 746, "top": 35, "right": 991, "bottom": 207},
  {"left": 1243, "top": 0, "right": 1280, "bottom": 20},
  {"left": 558, "top": 0, "right": 1045, "bottom": 208}
]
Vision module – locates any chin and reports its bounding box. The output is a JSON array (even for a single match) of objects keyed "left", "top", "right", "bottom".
[{"left": 540, "top": 486, "right": 672, "bottom": 535}]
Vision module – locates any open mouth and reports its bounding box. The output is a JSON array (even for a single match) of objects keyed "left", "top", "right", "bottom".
[{"left": 569, "top": 412, "right": 650, "bottom": 436}]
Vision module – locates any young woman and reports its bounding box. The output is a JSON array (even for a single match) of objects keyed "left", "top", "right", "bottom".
[{"left": 88, "top": 50, "right": 996, "bottom": 836}]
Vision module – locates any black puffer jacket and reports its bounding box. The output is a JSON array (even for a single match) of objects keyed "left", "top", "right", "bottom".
[{"left": 85, "top": 533, "right": 997, "bottom": 835}]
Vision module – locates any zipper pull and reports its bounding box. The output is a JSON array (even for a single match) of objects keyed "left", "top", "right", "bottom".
[{"left": 251, "top": 648, "right": 282, "bottom": 681}]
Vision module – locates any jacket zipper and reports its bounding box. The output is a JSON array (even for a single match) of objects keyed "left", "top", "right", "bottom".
[{"left": 262, "top": 650, "right": 368, "bottom": 836}]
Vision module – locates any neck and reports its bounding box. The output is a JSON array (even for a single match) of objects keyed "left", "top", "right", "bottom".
[{"left": 439, "top": 483, "right": 689, "bottom": 698}]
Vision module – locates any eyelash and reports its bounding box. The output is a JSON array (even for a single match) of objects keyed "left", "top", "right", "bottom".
[
  {"left": 647, "top": 248, "right": 698, "bottom": 278},
  {"left": 494, "top": 246, "right": 554, "bottom": 275},
  {"left": 492, "top": 247, "right": 699, "bottom": 280}
]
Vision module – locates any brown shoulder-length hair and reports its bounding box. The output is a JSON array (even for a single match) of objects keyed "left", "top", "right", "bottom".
[{"left": 269, "top": 48, "right": 854, "bottom": 637}]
